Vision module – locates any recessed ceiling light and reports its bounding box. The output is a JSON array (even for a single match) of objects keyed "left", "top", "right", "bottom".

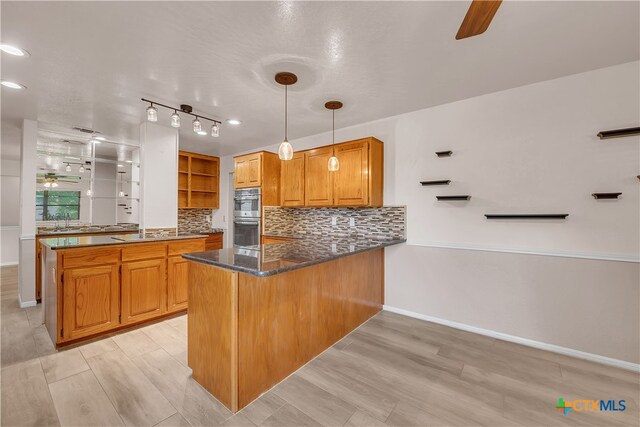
[
  {"left": 1, "top": 80, "right": 26, "bottom": 89},
  {"left": 0, "top": 44, "right": 28, "bottom": 57},
  {"left": 197, "top": 130, "right": 208, "bottom": 136},
  {"left": 93, "top": 135, "right": 106, "bottom": 141},
  {"left": 91, "top": 139, "right": 101, "bottom": 144},
  {"left": 117, "top": 164, "right": 124, "bottom": 168},
  {"left": 226, "top": 119, "right": 241, "bottom": 125}
]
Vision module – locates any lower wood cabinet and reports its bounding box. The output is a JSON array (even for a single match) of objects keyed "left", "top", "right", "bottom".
[
  {"left": 204, "top": 232, "right": 223, "bottom": 251},
  {"left": 121, "top": 258, "right": 167, "bottom": 324},
  {"left": 62, "top": 264, "right": 120, "bottom": 341},
  {"left": 167, "top": 256, "right": 189, "bottom": 313}
]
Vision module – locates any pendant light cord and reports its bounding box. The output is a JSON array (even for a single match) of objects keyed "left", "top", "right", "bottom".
[
  {"left": 284, "top": 85, "right": 288, "bottom": 142},
  {"left": 332, "top": 109, "right": 335, "bottom": 155}
]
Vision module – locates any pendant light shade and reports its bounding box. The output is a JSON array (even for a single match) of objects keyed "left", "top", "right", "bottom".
[
  {"left": 193, "top": 117, "right": 202, "bottom": 133},
  {"left": 86, "top": 189, "right": 92, "bottom": 196},
  {"left": 170, "top": 111, "right": 180, "bottom": 128},
  {"left": 211, "top": 123, "right": 220, "bottom": 137},
  {"left": 79, "top": 164, "right": 85, "bottom": 173},
  {"left": 275, "top": 72, "right": 297, "bottom": 160},
  {"left": 65, "top": 163, "right": 72, "bottom": 172},
  {"left": 146, "top": 104, "right": 158, "bottom": 122},
  {"left": 52, "top": 182, "right": 58, "bottom": 188},
  {"left": 119, "top": 190, "right": 125, "bottom": 197},
  {"left": 325, "top": 101, "right": 343, "bottom": 172}
]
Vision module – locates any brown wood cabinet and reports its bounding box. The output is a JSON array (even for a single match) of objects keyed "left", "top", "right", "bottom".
[
  {"left": 234, "top": 152, "right": 262, "bottom": 188},
  {"left": 304, "top": 146, "right": 334, "bottom": 207},
  {"left": 121, "top": 258, "right": 167, "bottom": 324},
  {"left": 43, "top": 237, "right": 205, "bottom": 347},
  {"left": 280, "top": 152, "right": 305, "bottom": 207},
  {"left": 204, "top": 232, "right": 224, "bottom": 251},
  {"left": 234, "top": 151, "right": 281, "bottom": 206},
  {"left": 62, "top": 264, "right": 120, "bottom": 341},
  {"left": 333, "top": 140, "right": 370, "bottom": 206},
  {"left": 179, "top": 151, "right": 220, "bottom": 209}
]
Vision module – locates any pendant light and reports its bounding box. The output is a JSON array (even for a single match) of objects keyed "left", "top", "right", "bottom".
[
  {"left": 118, "top": 171, "right": 125, "bottom": 197},
  {"left": 146, "top": 103, "right": 158, "bottom": 122},
  {"left": 275, "top": 72, "right": 297, "bottom": 160},
  {"left": 86, "top": 189, "right": 92, "bottom": 196},
  {"left": 325, "top": 101, "right": 343, "bottom": 172},
  {"left": 211, "top": 123, "right": 220, "bottom": 137},
  {"left": 65, "top": 163, "right": 71, "bottom": 172},
  {"left": 170, "top": 110, "right": 180, "bottom": 128},
  {"left": 193, "top": 117, "right": 202, "bottom": 133},
  {"left": 78, "top": 164, "right": 85, "bottom": 173}
]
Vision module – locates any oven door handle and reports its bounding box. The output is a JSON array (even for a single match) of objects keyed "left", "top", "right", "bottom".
[
  {"left": 234, "top": 220, "right": 260, "bottom": 225},
  {"left": 234, "top": 196, "right": 260, "bottom": 201}
]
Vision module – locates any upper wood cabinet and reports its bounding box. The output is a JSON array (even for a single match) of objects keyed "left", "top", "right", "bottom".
[
  {"left": 234, "top": 151, "right": 281, "bottom": 206},
  {"left": 62, "top": 264, "right": 120, "bottom": 341},
  {"left": 178, "top": 151, "right": 220, "bottom": 209},
  {"left": 280, "top": 152, "right": 305, "bottom": 207},
  {"left": 333, "top": 140, "right": 369, "bottom": 206},
  {"left": 304, "top": 147, "right": 334, "bottom": 206}
]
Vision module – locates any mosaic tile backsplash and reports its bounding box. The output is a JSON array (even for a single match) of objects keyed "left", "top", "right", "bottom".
[
  {"left": 263, "top": 206, "right": 406, "bottom": 241},
  {"left": 178, "top": 208, "right": 215, "bottom": 234}
]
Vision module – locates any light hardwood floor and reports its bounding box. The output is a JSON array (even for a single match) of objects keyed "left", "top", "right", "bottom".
[{"left": 1, "top": 264, "right": 638, "bottom": 426}]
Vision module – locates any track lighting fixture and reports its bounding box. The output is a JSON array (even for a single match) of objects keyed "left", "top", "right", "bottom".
[
  {"left": 325, "top": 101, "right": 343, "bottom": 172},
  {"left": 65, "top": 163, "right": 71, "bottom": 172},
  {"left": 275, "top": 72, "right": 297, "bottom": 160},
  {"left": 171, "top": 111, "right": 180, "bottom": 128},
  {"left": 193, "top": 117, "right": 202, "bottom": 133},
  {"left": 79, "top": 164, "right": 85, "bottom": 173},
  {"left": 141, "top": 98, "right": 223, "bottom": 138},
  {"left": 146, "top": 103, "right": 158, "bottom": 122}
]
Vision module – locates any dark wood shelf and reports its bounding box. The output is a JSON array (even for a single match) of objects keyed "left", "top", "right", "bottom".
[
  {"left": 597, "top": 127, "right": 640, "bottom": 140},
  {"left": 436, "top": 195, "right": 470, "bottom": 201},
  {"left": 436, "top": 150, "right": 453, "bottom": 157},
  {"left": 485, "top": 214, "right": 569, "bottom": 220},
  {"left": 592, "top": 192, "right": 622, "bottom": 199},
  {"left": 421, "top": 180, "right": 451, "bottom": 186}
]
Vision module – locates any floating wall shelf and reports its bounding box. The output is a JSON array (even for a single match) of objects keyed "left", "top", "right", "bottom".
[
  {"left": 597, "top": 127, "right": 640, "bottom": 140},
  {"left": 420, "top": 180, "right": 451, "bottom": 186},
  {"left": 436, "top": 151, "right": 453, "bottom": 157},
  {"left": 485, "top": 214, "right": 569, "bottom": 220},
  {"left": 592, "top": 192, "right": 622, "bottom": 199},
  {"left": 436, "top": 195, "right": 470, "bottom": 201}
]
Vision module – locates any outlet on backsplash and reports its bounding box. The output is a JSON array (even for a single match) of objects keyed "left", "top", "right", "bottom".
[
  {"left": 349, "top": 217, "right": 355, "bottom": 227},
  {"left": 331, "top": 216, "right": 337, "bottom": 226}
]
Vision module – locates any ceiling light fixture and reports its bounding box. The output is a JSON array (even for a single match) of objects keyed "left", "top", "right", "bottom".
[
  {"left": 211, "top": 123, "right": 220, "bottom": 138},
  {"left": 117, "top": 164, "right": 124, "bottom": 168},
  {"left": 141, "top": 99, "right": 222, "bottom": 138},
  {"left": 193, "top": 117, "right": 202, "bottom": 133},
  {"left": 325, "top": 100, "right": 343, "bottom": 172},
  {"left": 146, "top": 103, "right": 158, "bottom": 122},
  {"left": 0, "top": 44, "right": 28, "bottom": 56},
  {"left": 197, "top": 130, "right": 208, "bottom": 136},
  {"left": 65, "top": 163, "right": 71, "bottom": 172},
  {"left": 86, "top": 189, "right": 92, "bottom": 196},
  {"left": 118, "top": 171, "right": 125, "bottom": 197},
  {"left": 1, "top": 80, "right": 25, "bottom": 89},
  {"left": 78, "top": 164, "right": 85, "bottom": 173},
  {"left": 226, "top": 119, "right": 241, "bottom": 125},
  {"left": 170, "top": 110, "right": 181, "bottom": 128},
  {"left": 275, "top": 72, "right": 297, "bottom": 161},
  {"left": 93, "top": 135, "right": 106, "bottom": 141}
]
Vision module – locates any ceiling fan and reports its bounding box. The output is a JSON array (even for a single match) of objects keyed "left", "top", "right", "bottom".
[{"left": 456, "top": 0, "right": 503, "bottom": 40}]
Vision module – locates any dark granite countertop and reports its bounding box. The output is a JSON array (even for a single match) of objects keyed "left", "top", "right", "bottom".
[
  {"left": 182, "top": 238, "right": 405, "bottom": 277},
  {"left": 37, "top": 226, "right": 139, "bottom": 236},
  {"left": 40, "top": 233, "right": 206, "bottom": 250}
]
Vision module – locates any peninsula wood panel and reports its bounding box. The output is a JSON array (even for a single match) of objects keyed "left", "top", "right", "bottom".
[
  {"left": 236, "top": 248, "right": 384, "bottom": 409},
  {"left": 204, "top": 233, "right": 223, "bottom": 250},
  {"left": 121, "top": 258, "right": 167, "bottom": 324},
  {"left": 280, "top": 152, "right": 305, "bottom": 206},
  {"left": 62, "top": 264, "right": 120, "bottom": 341},
  {"left": 188, "top": 262, "right": 238, "bottom": 412},
  {"left": 304, "top": 146, "right": 334, "bottom": 206}
]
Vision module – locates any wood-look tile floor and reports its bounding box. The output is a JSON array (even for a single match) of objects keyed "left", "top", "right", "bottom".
[{"left": 1, "top": 264, "right": 638, "bottom": 426}]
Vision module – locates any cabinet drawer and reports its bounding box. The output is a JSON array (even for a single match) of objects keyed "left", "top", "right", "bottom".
[
  {"left": 122, "top": 243, "right": 167, "bottom": 261},
  {"left": 62, "top": 247, "right": 120, "bottom": 268},
  {"left": 168, "top": 239, "right": 206, "bottom": 256}
]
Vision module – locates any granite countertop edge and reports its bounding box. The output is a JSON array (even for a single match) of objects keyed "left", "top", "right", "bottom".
[
  {"left": 37, "top": 228, "right": 140, "bottom": 237},
  {"left": 40, "top": 233, "right": 207, "bottom": 250},
  {"left": 182, "top": 239, "right": 406, "bottom": 277}
]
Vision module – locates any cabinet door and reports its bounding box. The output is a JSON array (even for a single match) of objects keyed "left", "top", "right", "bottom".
[
  {"left": 121, "top": 258, "right": 166, "bottom": 324},
  {"left": 167, "top": 256, "right": 189, "bottom": 313},
  {"left": 246, "top": 154, "right": 262, "bottom": 187},
  {"left": 333, "top": 140, "right": 369, "bottom": 206},
  {"left": 62, "top": 264, "right": 120, "bottom": 341},
  {"left": 280, "top": 152, "right": 305, "bottom": 206},
  {"left": 234, "top": 159, "right": 247, "bottom": 188},
  {"left": 304, "top": 147, "right": 334, "bottom": 206}
]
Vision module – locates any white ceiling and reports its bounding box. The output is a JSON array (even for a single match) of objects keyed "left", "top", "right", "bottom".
[{"left": 1, "top": 1, "right": 638, "bottom": 157}]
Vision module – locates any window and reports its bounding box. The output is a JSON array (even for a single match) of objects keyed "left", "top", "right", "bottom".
[{"left": 36, "top": 190, "right": 81, "bottom": 221}]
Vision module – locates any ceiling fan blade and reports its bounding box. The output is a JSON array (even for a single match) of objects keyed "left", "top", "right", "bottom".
[{"left": 456, "top": 0, "right": 502, "bottom": 40}]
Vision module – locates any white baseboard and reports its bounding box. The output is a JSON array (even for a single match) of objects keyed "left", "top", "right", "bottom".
[
  {"left": 0, "top": 262, "right": 18, "bottom": 267},
  {"left": 18, "top": 294, "right": 37, "bottom": 309},
  {"left": 383, "top": 305, "right": 640, "bottom": 373}
]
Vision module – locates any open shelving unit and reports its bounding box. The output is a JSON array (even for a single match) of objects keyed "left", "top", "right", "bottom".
[{"left": 178, "top": 151, "right": 220, "bottom": 209}]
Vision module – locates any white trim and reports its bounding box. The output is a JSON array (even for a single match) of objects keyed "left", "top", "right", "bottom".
[
  {"left": 406, "top": 239, "right": 640, "bottom": 264},
  {"left": 0, "top": 262, "right": 18, "bottom": 267},
  {"left": 18, "top": 294, "right": 37, "bottom": 309},
  {"left": 383, "top": 305, "right": 640, "bottom": 373},
  {"left": 19, "top": 234, "right": 35, "bottom": 240}
]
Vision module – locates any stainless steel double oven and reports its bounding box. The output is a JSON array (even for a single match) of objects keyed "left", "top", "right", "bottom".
[{"left": 233, "top": 187, "right": 261, "bottom": 247}]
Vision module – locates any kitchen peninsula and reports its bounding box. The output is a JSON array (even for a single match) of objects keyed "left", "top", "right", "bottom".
[
  {"left": 183, "top": 238, "right": 405, "bottom": 412},
  {"left": 40, "top": 233, "right": 206, "bottom": 347}
]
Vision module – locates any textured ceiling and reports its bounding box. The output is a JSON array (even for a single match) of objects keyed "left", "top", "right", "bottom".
[{"left": 1, "top": 1, "right": 639, "bottom": 157}]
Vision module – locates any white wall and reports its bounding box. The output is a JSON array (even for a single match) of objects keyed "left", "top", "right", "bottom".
[
  {"left": 18, "top": 119, "right": 38, "bottom": 307},
  {"left": 140, "top": 123, "right": 178, "bottom": 231},
  {"left": 1, "top": 158, "right": 20, "bottom": 265},
  {"left": 215, "top": 62, "right": 640, "bottom": 365}
]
